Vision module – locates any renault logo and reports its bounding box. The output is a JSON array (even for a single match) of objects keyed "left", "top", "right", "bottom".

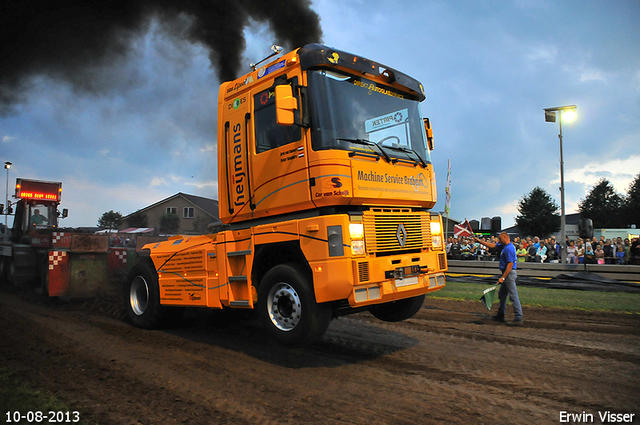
[{"left": 396, "top": 223, "right": 407, "bottom": 247}]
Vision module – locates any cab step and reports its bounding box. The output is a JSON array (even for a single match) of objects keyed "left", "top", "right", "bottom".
[
  {"left": 227, "top": 250, "right": 252, "bottom": 257},
  {"left": 228, "top": 275, "right": 247, "bottom": 282}
]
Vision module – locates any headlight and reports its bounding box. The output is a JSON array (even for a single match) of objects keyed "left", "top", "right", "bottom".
[
  {"left": 349, "top": 221, "right": 365, "bottom": 256},
  {"left": 430, "top": 219, "right": 442, "bottom": 249},
  {"left": 349, "top": 223, "right": 364, "bottom": 240},
  {"left": 430, "top": 221, "right": 441, "bottom": 235},
  {"left": 352, "top": 240, "right": 365, "bottom": 256}
]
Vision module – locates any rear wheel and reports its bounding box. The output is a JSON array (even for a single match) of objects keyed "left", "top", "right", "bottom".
[
  {"left": 126, "top": 262, "right": 165, "bottom": 329},
  {"left": 258, "top": 263, "right": 332, "bottom": 346},
  {"left": 41, "top": 256, "right": 50, "bottom": 297},
  {"left": 0, "top": 257, "right": 7, "bottom": 285},
  {"left": 370, "top": 295, "right": 425, "bottom": 322},
  {"left": 7, "top": 259, "right": 17, "bottom": 287}
]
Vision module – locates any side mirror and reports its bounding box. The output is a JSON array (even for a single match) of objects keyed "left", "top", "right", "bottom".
[
  {"left": 424, "top": 118, "right": 434, "bottom": 150},
  {"left": 0, "top": 204, "right": 3, "bottom": 215},
  {"left": 62, "top": 208, "right": 68, "bottom": 218},
  {"left": 275, "top": 84, "right": 297, "bottom": 126}
]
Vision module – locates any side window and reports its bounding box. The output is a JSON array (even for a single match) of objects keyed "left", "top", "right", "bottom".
[
  {"left": 183, "top": 207, "right": 194, "bottom": 218},
  {"left": 254, "top": 85, "right": 301, "bottom": 153},
  {"left": 166, "top": 207, "right": 177, "bottom": 215}
]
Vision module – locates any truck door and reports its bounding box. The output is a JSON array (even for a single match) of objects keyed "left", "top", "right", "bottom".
[{"left": 246, "top": 82, "right": 314, "bottom": 219}]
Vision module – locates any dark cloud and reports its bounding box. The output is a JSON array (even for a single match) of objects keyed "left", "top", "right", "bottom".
[{"left": 0, "top": 0, "right": 322, "bottom": 112}]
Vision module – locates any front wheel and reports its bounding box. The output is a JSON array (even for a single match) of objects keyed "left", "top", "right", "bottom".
[
  {"left": 370, "top": 295, "right": 425, "bottom": 322},
  {"left": 258, "top": 263, "right": 332, "bottom": 346},
  {"left": 126, "top": 261, "right": 165, "bottom": 329}
]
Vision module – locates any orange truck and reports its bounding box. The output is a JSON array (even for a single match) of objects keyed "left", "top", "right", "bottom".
[{"left": 126, "top": 44, "right": 447, "bottom": 345}]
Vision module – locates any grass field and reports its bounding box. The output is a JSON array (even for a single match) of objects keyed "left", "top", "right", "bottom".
[
  {"left": 0, "top": 368, "right": 97, "bottom": 425},
  {"left": 428, "top": 281, "right": 640, "bottom": 313}
]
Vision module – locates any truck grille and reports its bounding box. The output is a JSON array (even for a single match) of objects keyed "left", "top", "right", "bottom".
[
  {"left": 363, "top": 211, "right": 431, "bottom": 254},
  {"left": 358, "top": 262, "right": 370, "bottom": 282},
  {"left": 438, "top": 253, "right": 447, "bottom": 270}
]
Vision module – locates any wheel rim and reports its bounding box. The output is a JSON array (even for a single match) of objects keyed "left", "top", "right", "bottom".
[
  {"left": 266, "top": 282, "right": 302, "bottom": 331},
  {"left": 130, "top": 276, "right": 149, "bottom": 316}
]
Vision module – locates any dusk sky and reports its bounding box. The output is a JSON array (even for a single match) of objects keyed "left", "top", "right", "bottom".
[{"left": 1, "top": 0, "right": 639, "bottom": 229}]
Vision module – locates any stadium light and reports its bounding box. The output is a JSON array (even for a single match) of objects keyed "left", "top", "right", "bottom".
[{"left": 544, "top": 105, "right": 577, "bottom": 265}]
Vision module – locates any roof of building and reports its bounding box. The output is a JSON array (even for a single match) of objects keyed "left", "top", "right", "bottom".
[
  {"left": 502, "top": 212, "right": 582, "bottom": 235},
  {"left": 122, "top": 192, "right": 220, "bottom": 220}
]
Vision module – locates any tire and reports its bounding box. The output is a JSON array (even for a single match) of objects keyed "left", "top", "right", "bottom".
[
  {"left": 258, "top": 263, "right": 332, "bottom": 346},
  {"left": 7, "top": 259, "right": 17, "bottom": 287},
  {"left": 370, "top": 295, "right": 425, "bottom": 322},
  {"left": 125, "top": 261, "right": 165, "bottom": 329},
  {"left": 0, "top": 257, "right": 7, "bottom": 286},
  {"left": 41, "top": 255, "right": 50, "bottom": 297}
]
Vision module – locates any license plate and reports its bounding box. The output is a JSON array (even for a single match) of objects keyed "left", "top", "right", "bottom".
[{"left": 395, "top": 276, "right": 419, "bottom": 288}]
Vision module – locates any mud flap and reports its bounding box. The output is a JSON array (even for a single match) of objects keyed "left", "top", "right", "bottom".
[{"left": 48, "top": 251, "right": 70, "bottom": 297}]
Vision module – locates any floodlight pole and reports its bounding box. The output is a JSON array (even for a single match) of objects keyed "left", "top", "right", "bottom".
[
  {"left": 544, "top": 105, "right": 576, "bottom": 265},
  {"left": 558, "top": 111, "right": 566, "bottom": 265},
  {"left": 4, "top": 161, "right": 11, "bottom": 241}
]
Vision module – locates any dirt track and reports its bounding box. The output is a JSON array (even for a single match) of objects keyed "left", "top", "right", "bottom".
[{"left": 1, "top": 289, "right": 638, "bottom": 425}]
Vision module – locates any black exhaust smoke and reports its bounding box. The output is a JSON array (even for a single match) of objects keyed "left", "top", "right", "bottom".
[{"left": 0, "top": 0, "right": 322, "bottom": 111}]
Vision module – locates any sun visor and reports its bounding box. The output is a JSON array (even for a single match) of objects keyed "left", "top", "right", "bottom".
[{"left": 298, "top": 44, "right": 426, "bottom": 102}]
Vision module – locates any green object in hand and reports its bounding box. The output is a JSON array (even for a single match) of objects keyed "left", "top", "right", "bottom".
[{"left": 480, "top": 286, "right": 497, "bottom": 311}]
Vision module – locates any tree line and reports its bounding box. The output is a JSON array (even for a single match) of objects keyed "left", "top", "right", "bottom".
[{"left": 515, "top": 173, "right": 640, "bottom": 237}]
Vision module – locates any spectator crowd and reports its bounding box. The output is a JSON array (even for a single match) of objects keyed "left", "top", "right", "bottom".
[
  {"left": 447, "top": 235, "right": 640, "bottom": 265},
  {"left": 109, "top": 235, "right": 136, "bottom": 248}
]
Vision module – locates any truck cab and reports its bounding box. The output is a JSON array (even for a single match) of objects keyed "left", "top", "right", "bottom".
[{"left": 218, "top": 44, "right": 436, "bottom": 223}]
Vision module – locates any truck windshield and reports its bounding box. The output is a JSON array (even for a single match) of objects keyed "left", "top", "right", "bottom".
[{"left": 307, "top": 69, "right": 431, "bottom": 164}]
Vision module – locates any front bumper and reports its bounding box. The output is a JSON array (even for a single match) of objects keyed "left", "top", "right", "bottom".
[{"left": 348, "top": 249, "right": 447, "bottom": 307}]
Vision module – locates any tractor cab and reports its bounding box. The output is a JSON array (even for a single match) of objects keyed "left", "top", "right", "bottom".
[{"left": 10, "top": 179, "right": 65, "bottom": 245}]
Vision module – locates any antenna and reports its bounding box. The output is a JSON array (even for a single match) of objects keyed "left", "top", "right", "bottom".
[{"left": 250, "top": 45, "right": 284, "bottom": 71}]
